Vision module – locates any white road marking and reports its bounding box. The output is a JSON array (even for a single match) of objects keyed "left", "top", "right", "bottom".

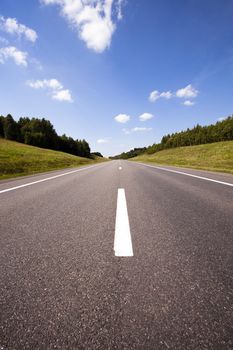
[
  {"left": 135, "top": 162, "right": 233, "bottom": 187},
  {"left": 0, "top": 163, "right": 105, "bottom": 194},
  {"left": 119, "top": 167, "right": 122, "bottom": 170},
  {"left": 114, "top": 188, "right": 133, "bottom": 257}
]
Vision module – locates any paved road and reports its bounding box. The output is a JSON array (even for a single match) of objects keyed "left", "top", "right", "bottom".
[{"left": 0, "top": 160, "right": 233, "bottom": 349}]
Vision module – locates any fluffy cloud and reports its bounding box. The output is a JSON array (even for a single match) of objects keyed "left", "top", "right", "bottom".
[
  {"left": 183, "top": 100, "right": 195, "bottom": 106},
  {"left": 27, "top": 78, "right": 73, "bottom": 102},
  {"left": 0, "top": 46, "right": 28, "bottom": 66},
  {"left": 149, "top": 90, "right": 172, "bottom": 102},
  {"left": 149, "top": 90, "right": 160, "bottom": 102},
  {"left": 123, "top": 127, "right": 152, "bottom": 134},
  {"left": 139, "top": 113, "right": 154, "bottom": 122},
  {"left": 27, "top": 79, "right": 63, "bottom": 89},
  {"left": 0, "top": 16, "right": 37, "bottom": 42},
  {"left": 149, "top": 84, "right": 199, "bottom": 105},
  {"left": 114, "top": 113, "right": 130, "bottom": 123},
  {"left": 176, "top": 84, "right": 198, "bottom": 99},
  {"left": 160, "top": 91, "right": 172, "bottom": 99},
  {"left": 41, "top": 0, "right": 124, "bottom": 53},
  {"left": 97, "top": 138, "right": 109, "bottom": 144},
  {"left": 52, "top": 89, "right": 73, "bottom": 102}
]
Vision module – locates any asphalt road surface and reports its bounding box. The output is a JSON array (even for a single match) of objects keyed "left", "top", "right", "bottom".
[{"left": 0, "top": 160, "right": 233, "bottom": 349}]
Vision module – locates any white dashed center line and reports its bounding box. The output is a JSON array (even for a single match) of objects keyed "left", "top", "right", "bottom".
[{"left": 114, "top": 188, "right": 133, "bottom": 257}]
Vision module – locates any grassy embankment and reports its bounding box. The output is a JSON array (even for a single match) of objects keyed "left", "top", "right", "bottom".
[
  {"left": 0, "top": 138, "right": 107, "bottom": 180},
  {"left": 131, "top": 141, "right": 233, "bottom": 174}
]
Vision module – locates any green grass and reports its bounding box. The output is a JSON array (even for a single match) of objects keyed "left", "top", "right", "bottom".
[
  {"left": 0, "top": 138, "right": 107, "bottom": 180},
  {"left": 131, "top": 141, "right": 233, "bottom": 174}
]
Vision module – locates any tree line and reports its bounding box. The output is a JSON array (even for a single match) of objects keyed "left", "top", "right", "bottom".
[
  {"left": 0, "top": 114, "right": 92, "bottom": 158},
  {"left": 109, "top": 147, "right": 146, "bottom": 160},
  {"left": 110, "top": 115, "right": 233, "bottom": 159}
]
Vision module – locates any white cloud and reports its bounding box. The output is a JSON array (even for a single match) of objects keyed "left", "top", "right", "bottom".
[
  {"left": 114, "top": 113, "right": 130, "bottom": 123},
  {"left": 123, "top": 127, "right": 152, "bottom": 134},
  {"left": 27, "top": 78, "right": 73, "bottom": 102},
  {"left": 149, "top": 90, "right": 160, "bottom": 102},
  {"left": 149, "top": 85, "right": 199, "bottom": 105},
  {"left": 52, "top": 89, "right": 73, "bottom": 102},
  {"left": 149, "top": 90, "right": 172, "bottom": 102},
  {"left": 116, "top": 0, "right": 124, "bottom": 20},
  {"left": 0, "top": 46, "right": 28, "bottom": 66},
  {"left": 27, "top": 79, "right": 63, "bottom": 89},
  {"left": 97, "top": 138, "right": 109, "bottom": 144},
  {"left": 132, "top": 127, "right": 152, "bottom": 132},
  {"left": 160, "top": 91, "right": 172, "bottom": 99},
  {"left": 0, "top": 16, "right": 37, "bottom": 42},
  {"left": 183, "top": 100, "right": 195, "bottom": 106},
  {"left": 176, "top": 84, "right": 198, "bottom": 99},
  {"left": 41, "top": 0, "right": 124, "bottom": 53},
  {"left": 217, "top": 117, "right": 226, "bottom": 122},
  {"left": 139, "top": 112, "right": 154, "bottom": 122}
]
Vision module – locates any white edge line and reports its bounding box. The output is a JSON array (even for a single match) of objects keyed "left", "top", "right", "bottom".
[
  {"left": 114, "top": 188, "right": 133, "bottom": 257},
  {"left": 0, "top": 163, "right": 105, "bottom": 194},
  {"left": 133, "top": 162, "right": 233, "bottom": 187}
]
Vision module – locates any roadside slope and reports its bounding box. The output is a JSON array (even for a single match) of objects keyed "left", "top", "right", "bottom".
[
  {"left": 130, "top": 140, "right": 233, "bottom": 174},
  {"left": 0, "top": 139, "right": 107, "bottom": 180}
]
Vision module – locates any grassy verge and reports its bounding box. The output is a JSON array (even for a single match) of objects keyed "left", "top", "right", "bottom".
[
  {"left": 130, "top": 141, "right": 233, "bottom": 174},
  {"left": 0, "top": 139, "right": 107, "bottom": 180}
]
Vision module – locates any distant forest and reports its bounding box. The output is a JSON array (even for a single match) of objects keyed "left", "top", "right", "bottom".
[
  {"left": 0, "top": 114, "right": 95, "bottom": 158},
  {"left": 110, "top": 115, "right": 233, "bottom": 159}
]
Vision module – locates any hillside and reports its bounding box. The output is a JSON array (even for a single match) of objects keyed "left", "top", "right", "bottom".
[
  {"left": 0, "top": 114, "right": 91, "bottom": 159},
  {"left": 110, "top": 116, "right": 233, "bottom": 160},
  {"left": 130, "top": 141, "right": 233, "bottom": 174},
  {"left": 0, "top": 139, "right": 106, "bottom": 180}
]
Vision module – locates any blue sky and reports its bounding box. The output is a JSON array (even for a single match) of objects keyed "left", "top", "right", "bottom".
[{"left": 0, "top": 0, "right": 233, "bottom": 156}]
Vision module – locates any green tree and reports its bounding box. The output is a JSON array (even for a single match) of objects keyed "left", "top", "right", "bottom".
[
  {"left": 3, "top": 114, "right": 20, "bottom": 141},
  {"left": 0, "top": 116, "right": 5, "bottom": 137}
]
